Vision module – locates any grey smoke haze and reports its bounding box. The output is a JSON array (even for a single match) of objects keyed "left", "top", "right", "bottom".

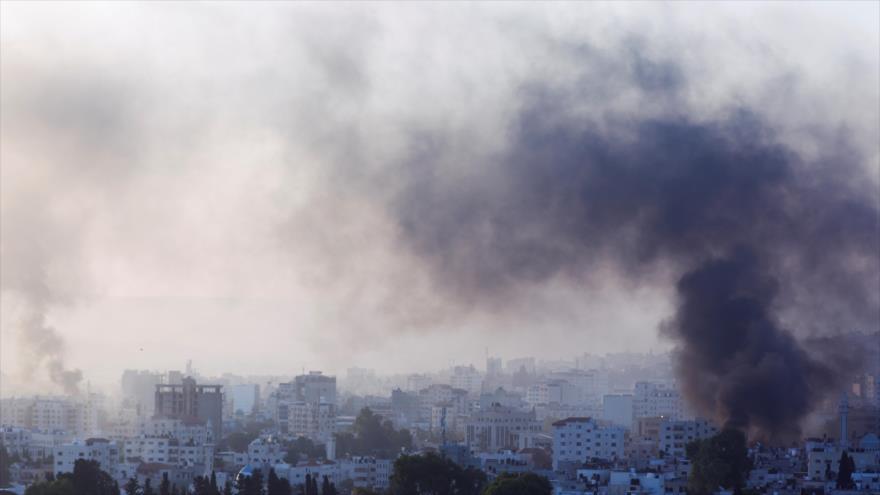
[
  {"left": 0, "top": 2, "right": 877, "bottom": 435},
  {"left": 390, "top": 93, "right": 878, "bottom": 437}
]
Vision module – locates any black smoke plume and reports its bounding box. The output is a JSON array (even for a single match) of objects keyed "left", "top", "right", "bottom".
[{"left": 391, "top": 90, "right": 878, "bottom": 438}]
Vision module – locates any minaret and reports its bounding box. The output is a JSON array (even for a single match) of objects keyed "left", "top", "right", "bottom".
[{"left": 839, "top": 392, "right": 849, "bottom": 449}]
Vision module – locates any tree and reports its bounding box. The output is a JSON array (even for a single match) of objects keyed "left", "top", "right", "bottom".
[
  {"left": 223, "top": 481, "right": 233, "bottom": 495},
  {"left": 836, "top": 451, "right": 855, "bottom": 490},
  {"left": 68, "top": 460, "right": 116, "bottom": 495},
  {"left": 335, "top": 408, "right": 413, "bottom": 458},
  {"left": 124, "top": 477, "right": 141, "bottom": 495},
  {"left": 211, "top": 471, "right": 220, "bottom": 495},
  {"left": 0, "top": 444, "right": 11, "bottom": 487},
  {"left": 389, "top": 453, "right": 485, "bottom": 495},
  {"left": 268, "top": 469, "right": 292, "bottom": 495},
  {"left": 482, "top": 473, "right": 552, "bottom": 495},
  {"left": 24, "top": 478, "right": 74, "bottom": 495},
  {"left": 304, "top": 474, "right": 314, "bottom": 495},
  {"left": 284, "top": 437, "right": 326, "bottom": 464},
  {"left": 687, "top": 429, "right": 751, "bottom": 495},
  {"left": 237, "top": 469, "right": 265, "bottom": 495},
  {"left": 160, "top": 473, "right": 171, "bottom": 495},
  {"left": 321, "top": 476, "right": 331, "bottom": 495},
  {"left": 143, "top": 478, "right": 155, "bottom": 495}
]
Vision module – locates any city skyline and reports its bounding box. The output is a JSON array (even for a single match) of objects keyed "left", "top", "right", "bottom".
[{"left": 2, "top": 0, "right": 878, "bottom": 449}]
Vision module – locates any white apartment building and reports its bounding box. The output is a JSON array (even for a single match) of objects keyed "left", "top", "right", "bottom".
[
  {"left": 632, "top": 382, "right": 689, "bottom": 421},
  {"left": 274, "top": 460, "right": 342, "bottom": 487},
  {"left": 601, "top": 394, "right": 634, "bottom": 430},
  {"left": 248, "top": 437, "right": 286, "bottom": 471},
  {"left": 526, "top": 380, "right": 579, "bottom": 407},
  {"left": 122, "top": 436, "right": 214, "bottom": 472},
  {"left": 342, "top": 456, "right": 393, "bottom": 491},
  {"left": 288, "top": 402, "right": 336, "bottom": 443},
  {"left": 659, "top": 419, "right": 718, "bottom": 458},
  {"left": 1, "top": 396, "right": 104, "bottom": 438},
  {"left": 548, "top": 370, "right": 609, "bottom": 403},
  {"left": 0, "top": 426, "right": 31, "bottom": 456},
  {"left": 450, "top": 366, "right": 482, "bottom": 395},
  {"left": 465, "top": 404, "right": 540, "bottom": 452},
  {"left": 54, "top": 438, "right": 120, "bottom": 476},
  {"left": 552, "top": 417, "right": 625, "bottom": 469}
]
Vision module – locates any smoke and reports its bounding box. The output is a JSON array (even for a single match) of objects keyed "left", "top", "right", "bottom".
[
  {"left": 0, "top": 3, "right": 876, "bottom": 413},
  {"left": 389, "top": 87, "right": 878, "bottom": 437}
]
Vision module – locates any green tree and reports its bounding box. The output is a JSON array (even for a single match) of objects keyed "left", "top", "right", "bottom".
[
  {"left": 686, "top": 429, "right": 751, "bottom": 495},
  {"left": 836, "top": 451, "right": 855, "bottom": 489},
  {"left": 143, "top": 478, "right": 155, "bottom": 495},
  {"left": 211, "top": 471, "right": 220, "bottom": 495},
  {"left": 124, "top": 477, "right": 141, "bottom": 495},
  {"left": 223, "top": 481, "right": 234, "bottom": 495},
  {"left": 336, "top": 408, "right": 413, "bottom": 458},
  {"left": 389, "top": 453, "right": 485, "bottom": 495},
  {"left": 482, "top": 473, "right": 552, "bottom": 495}
]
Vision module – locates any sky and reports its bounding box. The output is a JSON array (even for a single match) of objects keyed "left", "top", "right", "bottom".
[{"left": 1, "top": 2, "right": 878, "bottom": 394}]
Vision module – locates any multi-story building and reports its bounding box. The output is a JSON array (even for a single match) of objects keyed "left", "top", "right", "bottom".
[
  {"left": 247, "top": 437, "right": 285, "bottom": 472},
  {"left": 526, "top": 380, "right": 579, "bottom": 407},
  {"left": 601, "top": 394, "right": 633, "bottom": 430},
  {"left": 230, "top": 384, "right": 260, "bottom": 416},
  {"left": 1, "top": 396, "right": 103, "bottom": 438},
  {"left": 390, "top": 389, "right": 420, "bottom": 428},
  {"left": 552, "top": 417, "right": 625, "bottom": 469},
  {"left": 632, "top": 382, "right": 688, "bottom": 422},
  {"left": 548, "top": 370, "right": 609, "bottom": 404},
  {"left": 54, "top": 438, "right": 120, "bottom": 476},
  {"left": 287, "top": 402, "right": 336, "bottom": 443},
  {"left": 121, "top": 436, "right": 214, "bottom": 472},
  {"left": 280, "top": 372, "right": 336, "bottom": 405},
  {"left": 121, "top": 370, "right": 164, "bottom": 415},
  {"left": 0, "top": 426, "right": 32, "bottom": 456},
  {"left": 342, "top": 456, "right": 393, "bottom": 491},
  {"left": 659, "top": 419, "right": 718, "bottom": 458},
  {"left": 465, "top": 404, "right": 540, "bottom": 452},
  {"left": 479, "top": 388, "right": 524, "bottom": 410},
  {"left": 154, "top": 377, "right": 223, "bottom": 439},
  {"left": 450, "top": 366, "right": 482, "bottom": 395}
]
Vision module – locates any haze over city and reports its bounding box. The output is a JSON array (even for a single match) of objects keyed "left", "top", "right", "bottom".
[{"left": 0, "top": 2, "right": 878, "bottom": 495}]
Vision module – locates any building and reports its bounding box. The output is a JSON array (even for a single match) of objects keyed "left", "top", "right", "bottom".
[
  {"left": 54, "top": 438, "right": 120, "bottom": 476},
  {"left": 121, "top": 370, "right": 164, "bottom": 415},
  {"left": 552, "top": 417, "right": 625, "bottom": 469},
  {"left": 342, "top": 456, "right": 393, "bottom": 491},
  {"left": 230, "top": 384, "right": 260, "bottom": 416},
  {"left": 602, "top": 394, "right": 633, "bottom": 430},
  {"left": 390, "top": 389, "right": 420, "bottom": 428},
  {"left": 154, "top": 377, "right": 223, "bottom": 439},
  {"left": 659, "top": 419, "right": 718, "bottom": 458},
  {"left": 450, "top": 365, "right": 482, "bottom": 395},
  {"left": 465, "top": 404, "right": 540, "bottom": 452},
  {"left": 287, "top": 402, "right": 337, "bottom": 443},
  {"left": 527, "top": 380, "right": 579, "bottom": 407},
  {"left": 279, "top": 372, "right": 336, "bottom": 405},
  {"left": 632, "top": 382, "right": 688, "bottom": 421},
  {"left": 247, "top": 437, "right": 286, "bottom": 472}
]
